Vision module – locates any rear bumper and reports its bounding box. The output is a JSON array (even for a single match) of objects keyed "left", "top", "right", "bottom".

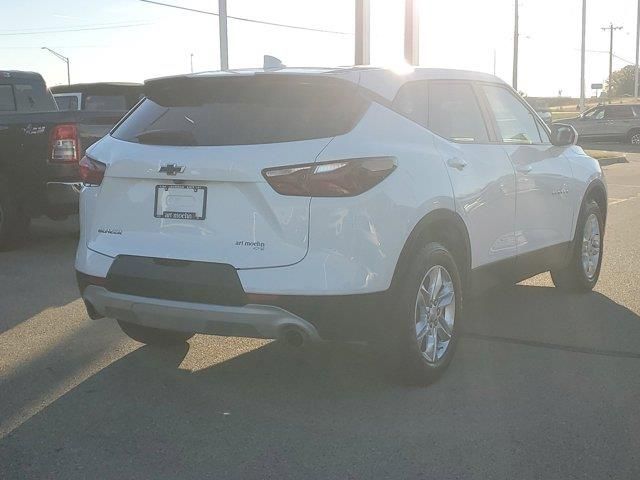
[
  {"left": 83, "top": 285, "right": 320, "bottom": 341},
  {"left": 76, "top": 268, "right": 388, "bottom": 342}
]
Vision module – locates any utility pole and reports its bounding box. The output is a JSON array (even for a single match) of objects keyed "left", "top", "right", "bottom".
[
  {"left": 190, "top": 53, "right": 194, "bottom": 73},
  {"left": 355, "top": 0, "right": 370, "bottom": 65},
  {"left": 602, "top": 23, "right": 623, "bottom": 99},
  {"left": 404, "top": 0, "right": 419, "bottom": 65},
  {"left": 41, "top": 47, "right": 70, "bottom": 85},
  {"left": 512, "top": 0, "right": 519, "bottom": 90},
  {"left": 218, "top": 0, "right": 229, "bottom": 70},
  {"left": 580, "top": 0, "right": 587, "bottom": 112},
  {"left": 635, "top": 0, "right": 640, "bottom": 98}
]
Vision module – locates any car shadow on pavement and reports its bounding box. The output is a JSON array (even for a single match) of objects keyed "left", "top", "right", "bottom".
[
  {"left": 2, "top": 284, "right": 640, "bottom": 479},
  {"left": 0, "top": 217, "right": 80, "bottom": 335}
]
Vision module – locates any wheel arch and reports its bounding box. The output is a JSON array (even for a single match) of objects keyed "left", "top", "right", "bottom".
[
  {"left": 391, "top": 208, "right": 472, "bottom": 292},
  {"left": 570, "top": 179, "right": 607, "bottom": 247},
  {"left": 582, "top": 179, "right": 607, "bottom": 231}
]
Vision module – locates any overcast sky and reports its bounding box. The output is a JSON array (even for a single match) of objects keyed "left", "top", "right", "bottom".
[{"left": 2, "top": 0, "right": 639, "bottom": 97}]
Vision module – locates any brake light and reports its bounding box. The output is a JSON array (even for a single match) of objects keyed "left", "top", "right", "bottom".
[
  {"left": 262, "top": 157, "right": 396, "bottom": 197},
  {"left": 49, "top": 124, "right": 80, "bottom": 163},
  {"left": 79, "top": 155, "right": 106, "bottom": 186}
]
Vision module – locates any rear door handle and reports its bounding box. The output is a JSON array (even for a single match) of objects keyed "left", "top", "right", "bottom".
[
  {"left": 516, "top": 165, "right": 533, "bottom": 174},
  {"left": 447, "top": 157, "right": 467, "bottom": 170}
]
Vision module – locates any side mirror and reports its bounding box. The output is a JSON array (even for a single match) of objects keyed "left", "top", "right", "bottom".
[{"left": 551, "top": 123, "right": 578, "bottom": 146}]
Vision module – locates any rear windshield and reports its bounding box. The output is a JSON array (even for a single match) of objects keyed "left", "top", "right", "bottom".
[
  {"left": 85, "top": 94, "right": 128, "bottom": 111},
  {"left": 112, "top": 76, "right": 369, "bottom": 146},
  {"left": 55, "top": 95, "right": 79, "bottom": 111}
]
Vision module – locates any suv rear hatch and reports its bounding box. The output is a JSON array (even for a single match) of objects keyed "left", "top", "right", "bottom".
[{"left": 85, "top": 73, "right": 368, "bottom": 269}]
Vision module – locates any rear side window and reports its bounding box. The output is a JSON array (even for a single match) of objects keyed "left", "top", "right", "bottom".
[
  {"left": 393, "top": 81, "right": 428, "bottom": 127},
  {"left": 428, "top": 82, "right": 489, "bottom": 143},
  {"left": 85, "top": 94, "right": 127, "bottom": 111},
  {"left": 482, "top": 85, "right": 542, "bottom": 144},
  {"left": 113, "top": 76, "right": 369, "bottom": 146},
  {"left": 0, "top": 85, "right": 15, "bottom": 111},
  {"left": 13, "top": 82, "right": 57, "bottom": 112},
  {"left": 605, "top": 105, "right": 635, "bottom": 119}
]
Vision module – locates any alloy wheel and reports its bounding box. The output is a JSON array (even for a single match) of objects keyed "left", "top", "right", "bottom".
[
  {"left": 581, "top": 213, "right": 601, "bottom": 279},
  {"left": 414, "top": 265, "right": 456, "bottom": 364}
]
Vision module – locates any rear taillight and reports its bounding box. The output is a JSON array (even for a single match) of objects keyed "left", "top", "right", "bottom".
[
  {"left": 49, "top": 124, "right": 80, "bottom": 163},
  {"left": 79, "top": 155, "right": 106, "bottom": 186},
  {"left": 262, "top": 157, "right": 396, "bottom": 197}
]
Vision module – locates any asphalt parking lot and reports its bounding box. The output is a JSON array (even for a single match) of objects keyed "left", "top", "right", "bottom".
[{"left": 2, "top": 155, "right": 640, "bottom": 479}]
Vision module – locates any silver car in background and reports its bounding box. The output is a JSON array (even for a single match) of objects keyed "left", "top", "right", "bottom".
[{"left": 561, "top": 104, "right": 640, "bottom": 144}]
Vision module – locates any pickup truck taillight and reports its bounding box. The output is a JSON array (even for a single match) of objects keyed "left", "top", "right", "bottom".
[
  {"left": 49, "top": 124, "right": 80, "bottom": 163},
  {"left": 262, "top": 157, "right": 397, "bottom": 197},
  {"left": 79, "top": 155, "right": 106, "bottom": 186}
]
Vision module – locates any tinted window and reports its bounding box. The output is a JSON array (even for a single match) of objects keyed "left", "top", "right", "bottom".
[
  {"left": 428, "top": 82, "right": 489, "bottom": 143},
  {"left": 13, "top": 82, "right": 57, "bottom": 112},
  {"left": 583, "top": 107, "right": 604, "bottom": 119},
  {"left": 393, "top": 81, "right": 428, "bottom": 126},
  {"left": 483, "top": 85, "right": 542, "bottom": 144},
  {"left": 0, "top": 85, "right": 15, "bottom": 111},
  {"left": 605, "top": 105, "right": 635, "bottom": 119},
  {"left": 85, "top": 94, "right": 127, "bottom": 111},
  {"left": 113, "top": 77, "right": 369, "bottom": 146},
  {"left": 55, "top": 95, "right": 79, "bottom": 111}
]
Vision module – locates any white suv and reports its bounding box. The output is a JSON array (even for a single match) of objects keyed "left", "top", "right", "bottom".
[{"left": 75, "top": 67, "right": 606, "bottom": 384}]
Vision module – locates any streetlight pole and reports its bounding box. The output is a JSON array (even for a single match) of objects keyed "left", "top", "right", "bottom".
[
  {"left": 580, "top": 0, "right": 587, "bottom": 112},
  {"left": 41, "top": 47, "right": 70, "bottom": 85},
  {"left": 404, "top": 0, "right": 420, "bottom": 66},
  {"left": 602, "top": 23, "right": 623, "bottom": 99},
  {"left": 635, "top": 0, "right": 640, "bottom": 98},
  {"left": 355, "top": 0, "right": 370, "bottom": 65},
  {"left": 512, "top": 0, "right": 519, "bottom": 91},
  {"left": 218, "top": 0, "right": 229, "bottom": 70}
]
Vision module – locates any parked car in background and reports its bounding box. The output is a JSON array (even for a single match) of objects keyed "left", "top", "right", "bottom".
[
  {"left": 0, "top": 71, "right": 129, "bottom": 249},
  {"left": 76, "top": 67, "right": 606, "bottom": 385},
  {"left": 560, "top": 103, "right": 640, "bottom": 144},
  {"left": 525, "top": 98, "right": 553, "bottom": 126},
  {"left": 51, "top": 82, "right": 143, "bottom": 112},
  {"left": 535, "top": 108, "right": 552, "bottom": 126}
]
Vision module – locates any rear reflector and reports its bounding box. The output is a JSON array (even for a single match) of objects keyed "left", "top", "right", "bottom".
[
  {"left": 49, "top": 124, "right": 80, "bottom": 163},
  {"left": 79, "top": 155, "right": 106, "bottom": 186},
  {"left": 262, "top": 157, "right": 396, "bottom": 197}
]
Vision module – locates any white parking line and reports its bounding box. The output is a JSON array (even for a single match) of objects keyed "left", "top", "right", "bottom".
[{"left": 609, "top": 195, "right": 640, "bottom": 206}]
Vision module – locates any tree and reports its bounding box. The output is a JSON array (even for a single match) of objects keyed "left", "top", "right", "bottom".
[{"left": 606, "top": 65, "right": 636, "bottom": 97}]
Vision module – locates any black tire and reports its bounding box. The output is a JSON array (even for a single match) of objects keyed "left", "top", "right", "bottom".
[
  {"left": 0, "top": 175, "right": 29, "bottom": 250},
  {"left": 551, "top": 200, "right": 604, "bottom": 292},
  {"left": 628, "top": 129, "right": 640, "bottom": 145},
  {"left": 117, "top": 320, "right": 194, "bottom": 346},
  {"left": 385, "top": 242, "right": 463, "bottom": 386}
]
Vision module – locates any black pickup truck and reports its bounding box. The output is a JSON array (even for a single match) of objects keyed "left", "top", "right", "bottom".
[{"left": 0, "top": 71, "right": 127, "bottom": 249}]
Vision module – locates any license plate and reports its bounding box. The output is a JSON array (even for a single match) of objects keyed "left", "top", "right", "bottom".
[{"left": 154, "top": 185, "right": 207, "bottom": 220}]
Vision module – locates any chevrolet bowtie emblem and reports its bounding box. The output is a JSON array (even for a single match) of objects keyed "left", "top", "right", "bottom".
[{"left": 159, "top": 164, "right": 185, "bottom": 176}]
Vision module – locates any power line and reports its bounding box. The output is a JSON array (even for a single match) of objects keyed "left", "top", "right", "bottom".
[
  {"left": 0, "top": 22, "right": 153, "bottom": 36},
  {"left": 0, "top": 20, "right": 153, "bottom": 33},
  {"left": 139, "top": 0, "right": 351, "bottom": 35}
]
